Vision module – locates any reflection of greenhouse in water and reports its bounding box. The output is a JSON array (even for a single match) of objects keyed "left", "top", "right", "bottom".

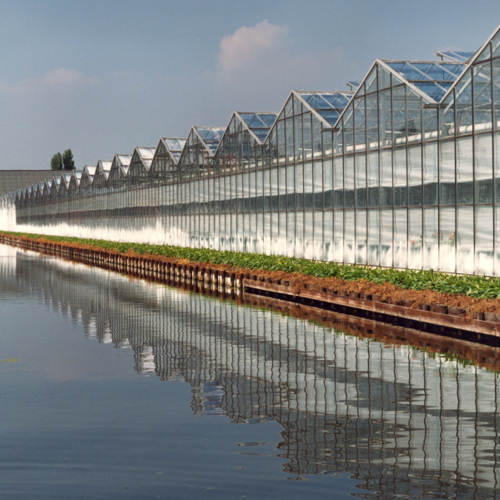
[
  {"left": 3, "top": 26, "right": 500, "bottom": 275},
  {"left": 2, "top": 244, "right": 499, "bottom": 498}
]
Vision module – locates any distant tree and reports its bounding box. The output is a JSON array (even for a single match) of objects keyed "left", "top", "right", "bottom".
[
  {"left": 50, "top": 152, "right": 63, "bottom": 171},
  {"left": 62, "top": 149, "right": 75, "bottom": 170}
]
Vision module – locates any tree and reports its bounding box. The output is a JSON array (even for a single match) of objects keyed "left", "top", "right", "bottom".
[
  {"left": 50, "top": 152, "right": 63, "bottom": 170},
  {"left": 62, "top": 149, "right": 75, "bottom": 170}
]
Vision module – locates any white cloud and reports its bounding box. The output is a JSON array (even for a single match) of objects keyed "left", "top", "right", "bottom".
[
  {"left": 212, "top": 20, "right": 358, "bottom": 102},
  {"left": 217, "top": 19, "right": 290, "bottom": 75},
  {"left": 0, "top": 69, "right": 99, "bottom": 96}
]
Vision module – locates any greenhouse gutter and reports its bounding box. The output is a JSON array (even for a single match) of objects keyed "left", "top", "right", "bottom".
[{"left": 1, "top": 233, "right": 500, "bottom": 346}]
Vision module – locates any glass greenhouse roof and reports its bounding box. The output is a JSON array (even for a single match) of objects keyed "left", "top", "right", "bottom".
[
  {"left": 298, "top": 91, "right": 353, "bottom": 126},
  {"left": 83, "top": 165, "right": 97, "bottom": 176},
  {"left": 162, "top": 138, "right": 186, "bottom": 162},
  {"left": 137, "top": 147, "right": 156, "bottom": 160},
  {"left": 238, "top": 112, "right": 278, "bottom": 141},
  {"left": 385, "top": 60, "right": 466, "bottom": 102},
  {"left": 436, "top": 50, "right": 475, "bottom": 63},
  {"left": 116, "top": 155, "right": 132, "bottom": 166},
  {"left": 195, "top": 127, "right": 225, "bottom": 154}
]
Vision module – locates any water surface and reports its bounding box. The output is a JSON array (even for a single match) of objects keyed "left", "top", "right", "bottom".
[{"left": 0, "top": 244, "right": 499, "bottom": 499}]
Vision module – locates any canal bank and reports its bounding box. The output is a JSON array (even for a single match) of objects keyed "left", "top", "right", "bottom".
[{"left": 2, "top": 232, "right": 500, "bottom": 347}]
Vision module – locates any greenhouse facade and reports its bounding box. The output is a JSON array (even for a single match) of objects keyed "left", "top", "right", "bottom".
[{"left": 3, "top": 24, "right": 500, "bottom": 275}]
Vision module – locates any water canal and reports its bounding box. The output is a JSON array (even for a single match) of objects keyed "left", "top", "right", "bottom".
[{"left": 0, "top": 243, "right": 499, "bottom": 499}]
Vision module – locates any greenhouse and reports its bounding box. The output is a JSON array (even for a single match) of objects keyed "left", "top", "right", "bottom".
[{"left": 3, "top": 24, "right": 500, "bottom": 275}]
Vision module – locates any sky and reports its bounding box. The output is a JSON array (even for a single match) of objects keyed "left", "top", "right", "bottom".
[{"left": 1, "top": 0, "right": 500, "bottom": 170}]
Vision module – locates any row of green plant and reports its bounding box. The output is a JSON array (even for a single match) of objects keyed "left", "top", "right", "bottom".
[{"left": 2, "top": 230, "right": 500, "bottom": 299}]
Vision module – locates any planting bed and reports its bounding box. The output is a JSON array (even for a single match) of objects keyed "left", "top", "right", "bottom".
[{"left": 2, "top": 231, "right": 500, "bottom": 343}]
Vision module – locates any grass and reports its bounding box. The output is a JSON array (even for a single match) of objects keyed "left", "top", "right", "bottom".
[{"left": 2, "top": 230, "right": 500, "bottom": 299}]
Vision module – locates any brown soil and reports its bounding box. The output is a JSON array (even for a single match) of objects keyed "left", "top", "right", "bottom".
[{"left": 13, "top": 235, "right": 500, "bottom": 318}]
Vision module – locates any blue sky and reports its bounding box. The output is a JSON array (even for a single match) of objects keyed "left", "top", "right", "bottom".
[{"left": 1, "top": 0, "right": 500, "bottom": 170}]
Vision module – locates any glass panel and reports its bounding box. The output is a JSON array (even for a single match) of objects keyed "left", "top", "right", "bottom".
[
  {"left": 365, "top": 67, "right": 377, "bottom": 94},
  {"left": 313, "top": 211, "right": 323, "bottom": 260},
  {"left": 277, "top": 120, "right": 286, "bottom": 165},
  {"left": 279, "top": 166, "right": 286, "bottom": 210},
  {"left": 455, "top": 69, "right": 473, "bottom": 135},
  {"left": 394, "top": 209, "right": 407, "bottom": 268},
  {"left": 457, "top": 206, "right": 474, "bottom": 274},
  {"left": 354, "top": 97, "right": 366, "bottom": 150},
  {"left": 344, "top": 155, "right": 354, "bottom": 208},
  {"left": 304, "top": 162, "right": 314, "bottom": 210},
  {"left": 476, "top": 42, "right": 491, "bottom": 62},
  {"left": 293, "top": 94, "right": 302, "bottom": 116},
  {"left": 366, "top": 92, "right": 379, "bottom": 150},
  {"left": 333, "top": 127, "right": 343, "bottom": 156},
  {"left": 476, "top": 205, "right": 494, "bottom": 275},
  {"left": 380, "top": 150, "right": 392, "bottom": 207},
  {"left": 392, "top": 86, "right": 406, "bottom": 145},
  {"left": 295, "top": 163, "right": 304, "bottom": 210},
  {"left": 492, "top": 30, "right": 500, "bottom": 58},
  {"left": 379, "top": 89, "right": 392, "bottom": 146},
  {"left": 323, "top": 159, "right": 333, "bottom": 209},
  {"left": 412, "top": 82, "right": 451, "bottom": 102},
  {"left": 287, "top": 164, "right": 295, "bottom": 210},
  {"left": 303, "top": 113, "right": 312, "bottom": 160},
  {"left": 475, "top": 133, "right": 493, "bottom": 204},
  {"left": 423, "top": 207, "right": 438, "bottom": 270},
  {"left": 312, "top": 117, "right": 322, "bottom": 159},
  {"left": 440, "top": 93, "right": 455, "bottom": 139},
  {"left": 367, "top": 209, "right": 380, "bottom": 265},
  {"left": 393, "top": 148, "right": 407, "bottom": 207},
  {"left": 495, "top": 132, "right": 500, "bottom": 203},
  {"left": 355, "top": 210, "right": 367, "bottom": 264},
  {"left": 344, "top": 210, "right": 355, "bottom": 264},
  {"left": 406, "top": 90, "right": 421, "bottom": 144},
  {"left": 380, "top": 209, "right": 393, "bottom": 267},
  {"left": 367, "top": 152, "right": 379, "bottom": 208},
  {"left": 294, "top": 114, "right": 303, "bottom": 161},
  {"left": 286, "top": 211, "right": 295, "bottom": 257},
  {"left": 422, "top": 107, "right": 438, "bottom": 139},
  {"left": 423, "top": 143, "right": 438, "bottom": 205},
  {"left": 268, "top": 127, "right": 278, "bottom": 167},
  {"left": 408, "top": 145, "right": 422, "bottom": 206},
  {"left": 474, "top": 62, "right": 492, "bottom": 131},
  {"left": 324, "top": 211, "right": 333, "bottom": 261},
  {"left": 270, "top": 168, "right": 279, "bottom": 211},
  {"left": 313, "top": 161, "right": 323, "bottom": 209},
  {"left": 343, "top": 110, "right": 354, "bottom": 153},
  {"left": 285, "top": 96, "right": 293, "bottom": 118},
  {"left": 378, "top": 65, "right": 391, "bottom": 90},
  {"left": 333, "top": 210, "right": 343, "bottom": 262},
  {"left": 408, "top": 208, "right": 422, "bottom": 270},
  {"left": 333, "top": 156, "right": 344, "bottom": 208},
  {"left": 439, "top": 207, "right": 456, "bottom": 272},
  {"left": 322, "top": 130, "right": 332, "bottom": 158},
  {"left": 278, "top": 211, "right": 286, "bottom": 247},
  {"left": 285, "top": 118, "right": 294, "bottom": 162},
  {"left": 295, "top": 211, "right": 304, "bottom": 258},
  {"left": 493, "top": 59, "right": 500, "bottom": 130},
  {"left": 496, "top": 206, "right": 500, "bottom": 275},
  {"left": 456, "top": 137, "right": 473, "bottom": 204},
  {"left": 439, "top": 140, "right": 455, "bottom": 205},
  {"left": 355, "top": 154, "right": 366, "bottom": 208}
]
